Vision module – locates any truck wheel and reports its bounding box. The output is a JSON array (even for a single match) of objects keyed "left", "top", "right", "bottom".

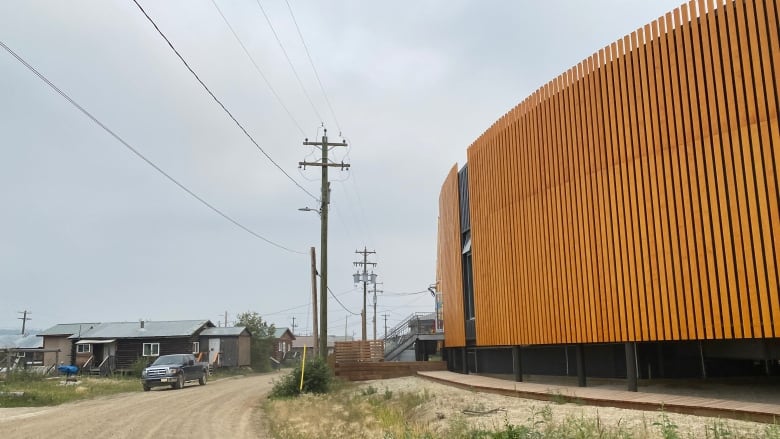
[
  {"left": 143, "top": 384, "right": 151, "bottom": 392},
  {"left": 174, "top": 373, "right": 184, "bottom": 390},
  {"left": 199, "top": 371, "right": 207, "bottom": 385}
]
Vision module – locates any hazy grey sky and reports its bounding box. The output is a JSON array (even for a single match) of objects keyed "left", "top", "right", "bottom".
[{"left": 1, "top": 0, "right": 682, "bottom": 335}]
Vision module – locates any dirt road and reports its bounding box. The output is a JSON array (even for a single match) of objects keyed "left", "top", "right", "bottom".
[{"left": 0, "top": 373, "right": 277, "bottom": 439}]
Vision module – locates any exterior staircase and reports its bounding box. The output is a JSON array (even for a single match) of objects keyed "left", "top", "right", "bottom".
[{"left": 383, "top": 313, "right": 442, "bottom": 361}]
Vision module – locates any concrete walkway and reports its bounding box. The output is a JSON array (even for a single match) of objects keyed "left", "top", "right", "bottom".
[{"left": 418, "top": 370, "right": 780, "bottom": 423}]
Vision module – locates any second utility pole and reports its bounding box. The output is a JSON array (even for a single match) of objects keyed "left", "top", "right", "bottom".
[
  {"left": 301, "top": 129, "right": 349, "bottom": 358},
  {"left": 354, "top": 247, "right": 376, "bottom": 341},
  {"left": 372, "top": 282, "right": 383, "bottom": 340}
]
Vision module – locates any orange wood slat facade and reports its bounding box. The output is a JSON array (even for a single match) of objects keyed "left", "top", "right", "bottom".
[
  {"left": 437, "top": 166, "right": 465, "bottom": 347},
  {"left": 439, "top": 0, "right": 780, "bottom": 347}
]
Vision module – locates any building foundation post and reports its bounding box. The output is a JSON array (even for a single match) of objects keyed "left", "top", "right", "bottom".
[{"left": 625, "top": 342, "right": 638, "bottom": 392}]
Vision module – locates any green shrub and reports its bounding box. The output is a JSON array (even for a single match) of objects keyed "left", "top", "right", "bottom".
[
  {"left": 130, "top": 357, "right": 150, "bottom": 377},
  {"left": 269, "top": 357, "right": 332, "bottom": 398}
]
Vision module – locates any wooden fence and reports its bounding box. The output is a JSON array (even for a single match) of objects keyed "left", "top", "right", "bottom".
[{"left": 334, "top": 340, "right": 385, "bottom": 363}]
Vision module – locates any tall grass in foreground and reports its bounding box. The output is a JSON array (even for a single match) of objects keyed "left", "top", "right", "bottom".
[
  {"left": 0, "top": 373, "right": 140, "bottom": 407},
  {"left": 263, "top": 381, "right": 780, "bottom": 439}
]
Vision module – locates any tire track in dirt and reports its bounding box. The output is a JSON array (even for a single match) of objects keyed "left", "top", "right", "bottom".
[{"left": 0, "top": 373, "right": 277, "bottom": 439}]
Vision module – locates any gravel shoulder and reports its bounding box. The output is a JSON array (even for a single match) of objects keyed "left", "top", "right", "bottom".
[{"left": 0, "top": 372, "right": 278, "bottom": 439}]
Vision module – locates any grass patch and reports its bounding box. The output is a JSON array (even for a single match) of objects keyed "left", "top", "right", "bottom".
[
  {"left": 0, "top": 375, "right": 140, "bottom": 407},
  {"left": 262, "top": 379, "right": 780, "bottom": 439}
]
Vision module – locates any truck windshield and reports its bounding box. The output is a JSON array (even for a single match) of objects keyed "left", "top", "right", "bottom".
[{"left": 151, "top": 355, "right": 184, "bottom": 366}]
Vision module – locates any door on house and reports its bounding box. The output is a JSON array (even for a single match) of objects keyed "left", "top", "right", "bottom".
[
  {"left": 209, "top": 338, "right": 220, "bottom": 365},
  {"left": 92, "top": 344, "right": 104, "bottom": 368}
]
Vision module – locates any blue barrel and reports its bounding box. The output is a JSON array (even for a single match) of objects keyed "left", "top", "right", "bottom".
[{"left": 57, "top": 365, "right": 79, "bottom": 374}]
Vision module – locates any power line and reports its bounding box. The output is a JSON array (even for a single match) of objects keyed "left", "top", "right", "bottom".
[
  {"left": 0, "top": 39, "right": 305, "bottom": 255},
  {"left": 328, "top": 286, "right": 360, "bottom": 316},
  {"left": 263, "top": 286, "right": 356, "bottom": 316},
  {"left": 131, "top": 0, "right": 319, "bottom": 202},
  {"left": 209, "top": 0, "right": 307, "bottom": 137},
  {"left": 383, "top": 290, "right": 429, "bottom": 296},
  {"left": 255, "top": 0, "right": 323, "bottom": 124},
  {"left": 284, "top": 0, "right": 342, "bottom": 135}
]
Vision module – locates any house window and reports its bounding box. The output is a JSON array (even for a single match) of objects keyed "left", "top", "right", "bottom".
[
  {"left": 77, "top": 344, "right": 91, "bottom": 354},
  {"left": 192, "top": 342, "right": 200, "bottom": 353},
  {"left": 142, "top": 343, "right": 160, "bottom": 357}
]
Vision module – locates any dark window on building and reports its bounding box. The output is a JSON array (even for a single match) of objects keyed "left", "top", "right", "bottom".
[{"left": 462, "top": 231, "right": 475, "bottom": 320}]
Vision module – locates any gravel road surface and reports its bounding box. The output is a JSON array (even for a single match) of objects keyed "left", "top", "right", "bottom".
[{"left": 0, "top": 373, "right": 276, "bottom": 439}]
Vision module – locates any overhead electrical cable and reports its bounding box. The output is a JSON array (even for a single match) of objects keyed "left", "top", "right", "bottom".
[
  {"left": 383, "top": 290, "right": 429, "bottom": 296},
  {"left": 264, "top": 286, "right": 356, "bottom": 316},
  {"left": 209, "top": 0, "right": 307, "bottom": 137},
  {"left": 0, "top": 39, "right": 306, "bottom": 255},
  {"left": 284, "top": 0, "right": 342, "bottom": 135},
  {"left": 131, "top": 0, "right": 319, "bottom": 202},
  {"left": 254, "top": 0, "right": 323, "bottom": 124},
  {"left": 315, "top": 274, "right": 360, "bottom": 316}
]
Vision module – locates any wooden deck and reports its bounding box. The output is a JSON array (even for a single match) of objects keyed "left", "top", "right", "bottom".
[{"left": 418, "top": 371, "right": 780, "bottom": 424}]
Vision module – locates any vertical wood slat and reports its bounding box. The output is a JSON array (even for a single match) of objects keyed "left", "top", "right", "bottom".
[
  {"left": 659, "top": 14, "right": 683, "bottom": 340},
  {"left": 550, "top": 77, "right": 566, "bottom": 343},
  {"left": 637, "top": 26, "right": 661, "bottom": 341},
  {"left": 694, "top": 0, "right": 723, "bottom": 340},
  {"left": 744, "top": 0, "right": 779, "bottom": 339},
  {"left": 732, "top": 0, "right": 761, "bottom": 337},
  {"left": 676, "top": 5, "right": 703, "bottom": 340},
  {"left": 627, "top": 31, "right": 648, "bottom": 341},
  {"left": 753, "top": 0, "right": 780, "bottom": 338},
  {"left": 443, "top": 0, "right": 779, "bottom": 346},
  {"left": 709, "top": 0, "right": 737, "bottom": 340}
]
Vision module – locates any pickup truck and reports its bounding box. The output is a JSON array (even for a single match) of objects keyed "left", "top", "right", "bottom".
[{"left": 141, "top": 354, "right": 208, "bottom": 391}]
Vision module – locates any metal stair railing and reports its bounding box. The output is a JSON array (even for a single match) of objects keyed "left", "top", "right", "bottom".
[{"left": 383, "top": 313, "right": 430, "bottom": 360}]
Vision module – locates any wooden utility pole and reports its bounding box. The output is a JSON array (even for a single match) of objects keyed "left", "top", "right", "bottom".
[
  {"left": 291, "top": 316, "right": 297, "bottom": 334},
  {"left": 372, "top": 282, "right": 383, "bottom": 340},
  {"left": 353, "top": 248, "right": 376, "bottom": 341},
  {"left": 382, "top": 313, "right": 388, "bottom": 339},
  {"left": 301, "top": 129, "right": 349, "bottom": 358},
  {"left": 310, "top": 247, "right": 318, "bottom": 357},
  {"left": 17, "top": 310, "right": 31, "bottom": 335}
]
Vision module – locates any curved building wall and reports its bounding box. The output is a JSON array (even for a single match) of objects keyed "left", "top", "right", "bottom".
[
  {"left": 440, "top": 0, "right": 779, "bottom": 348},
  {"left": 438, "top": 165, "right": 466, "bottom": 347}
]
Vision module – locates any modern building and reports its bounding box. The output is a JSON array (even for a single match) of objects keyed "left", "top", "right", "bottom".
[{"left": 436, "top": 0, "right": 779, "bottom": 388}]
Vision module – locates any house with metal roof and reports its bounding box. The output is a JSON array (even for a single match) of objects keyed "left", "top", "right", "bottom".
[
  {"left": 68, "top": 320, "right": 215, "bottom": 375},
  {"left": 272, "top": 327, "right": 295, "bottom": 362},
  {"left": 0, "top": 333, "right": 44, "bottom": 371},
  {"left": 38, "top": 323, "right": 99, "bottom": 367},
  {"left": 199, "top": 326, "right": 251, "bottom": 367}
]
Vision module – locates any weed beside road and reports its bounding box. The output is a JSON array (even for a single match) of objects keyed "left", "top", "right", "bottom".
[{"left": 0, "top": 372, "right": 139, "bottom": 407}]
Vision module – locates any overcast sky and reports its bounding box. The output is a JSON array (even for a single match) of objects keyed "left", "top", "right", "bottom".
[{"left": 0, "top": 0, "right": 682, "bottom": 336}]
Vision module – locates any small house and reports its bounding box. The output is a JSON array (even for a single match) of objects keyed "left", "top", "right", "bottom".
[
  {"left": 199, "top": 326, "right": 251, "bottom": 367},
  {"left": 273, "top": 327, "right": 295, "bottom": 361},
  {"left": 0, "top": 333, "right": 44, "bottom": 370},
  {"left": 70, "top": 320, "right": 215, "bottom": 374},
  {"left": 38, "top": 323, "right": 99, "bottom": 367}
]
